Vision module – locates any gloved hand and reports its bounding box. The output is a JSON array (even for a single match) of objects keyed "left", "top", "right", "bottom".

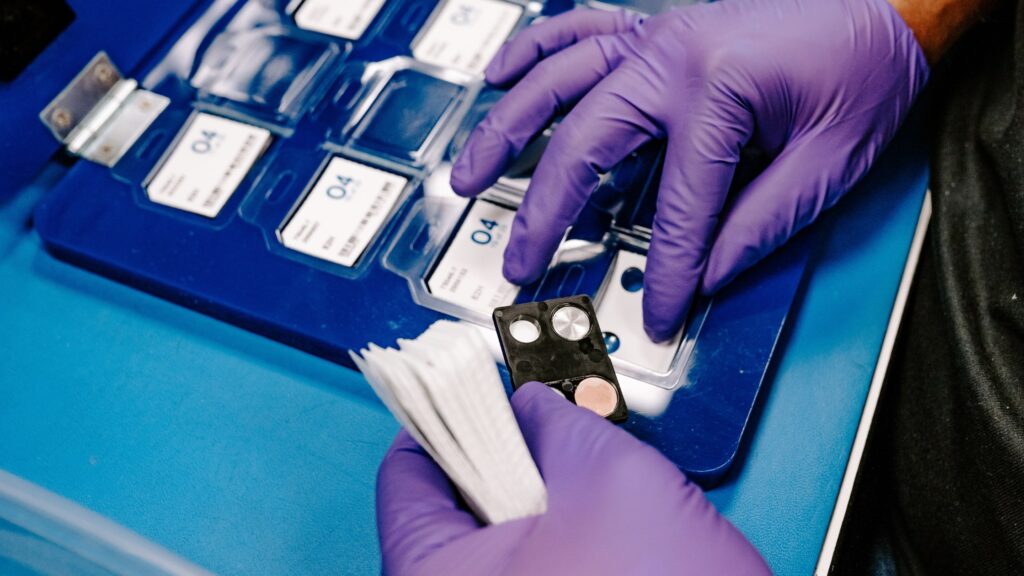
[
  {"left": 450, "top": 0, "right": 929, "bottom": 341},
  {"left": 376, "top": 382, "right": 769, "bottom": 575}
]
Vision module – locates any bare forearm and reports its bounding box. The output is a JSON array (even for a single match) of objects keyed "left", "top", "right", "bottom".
[{"left": 889, "top": 0, "right": 998, "bottom": 63}]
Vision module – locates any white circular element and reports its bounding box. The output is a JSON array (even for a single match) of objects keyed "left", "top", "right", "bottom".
[
  {"left": 509, "top": 318, "right": 541, "bottom": 343},
  {"left": 551, "top": 305, "right": 591, "bottom": 341}
]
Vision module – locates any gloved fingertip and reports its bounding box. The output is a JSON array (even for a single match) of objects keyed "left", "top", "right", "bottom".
[
  {"left": 642, "top": 290, "right": 687, "bottom": 343},
  {"left": 377, "top": 432, "right": 450, "bottom": 501},
  {"left": 510, "top": 381, "right": 573, "bottom": 422},
  {"left": 699, "top": 261, "right": 725, "bottom": 296},
  {"left": 643, "top": 322, "right": 678, "bottom": 344},
  {"left": 389, "top": 429, "right": 421, "bottom": 454},
  {"left": 484, "top": 46, "right": 515, "bottom": 86},
  {"left": 502, "top": 244, "right": 544, "bottom": 286},
  {"left": 450, "top": 129, "right": 506, "bottom": 197},
  {"left": 449, "top": 159, "right": 480, "bottom": 198},
  {"left": 512, "top": 381, "right": 557, "bottom": 404},
  {"left": 699, "top": 273, "right": 724, "bottom": 297},
  {"left": 702, "top": 240, "right": 758, "bottom": 295}
]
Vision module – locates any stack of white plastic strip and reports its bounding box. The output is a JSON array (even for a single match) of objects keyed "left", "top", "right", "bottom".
[{"left": 351, "top": 320, "right": 547, "bottom": 524}]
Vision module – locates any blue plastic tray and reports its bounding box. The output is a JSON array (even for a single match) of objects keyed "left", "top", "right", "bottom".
[{"left": 33, "top": 0, "right": 811, "bottom": 484}]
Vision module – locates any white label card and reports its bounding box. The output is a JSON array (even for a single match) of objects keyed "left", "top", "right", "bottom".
[
  {"left": 413, "top": 0, "right": 522, "bottom": 75},
  {"left": 428, "top": 201, "right": 519, "bottom": 314},
  {"left": 294, "top": 0, "right": 387, "bottom": 40},
  {"left": 146, "top": 113, "right": 271, "bottom": 218},
  {"left": 597, "top": 251, "right": 682, "bottom": 374},
  {"left": 280, "top": 157, "right": 408, "bottom": 267}
]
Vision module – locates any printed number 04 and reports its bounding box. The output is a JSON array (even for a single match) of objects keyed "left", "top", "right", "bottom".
[
  {"left": 470, "top": 218, "right": 499, "bottom": 245},
  {"left": 450, "top": 4, "right": 478, "bottom": 26},
  {"left": 190, "top": 130, "right": 221, "bottom": 154},
  {"left": 327, "top": 175, "right": 357, "bottom": 200}
]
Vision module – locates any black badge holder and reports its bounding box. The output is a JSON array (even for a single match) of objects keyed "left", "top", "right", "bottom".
[{"left": 494, "top": 295, "right": 628, "bottom": 422}]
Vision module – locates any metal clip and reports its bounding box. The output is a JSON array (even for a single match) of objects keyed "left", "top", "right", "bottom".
[{"left": 40, "top": 52, "right": 170, "bottom": 167}]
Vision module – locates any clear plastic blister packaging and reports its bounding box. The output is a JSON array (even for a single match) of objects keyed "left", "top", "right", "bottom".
[
  {"left": 105, "top": 106, "right": 277, "bottom": 229},
  {"left": 35, "top": 0, "right": 806, "bottom": 483},
  {"left": 288, "top": 0, "right": 539, "bottom": 73},
  {"left": 104, "top": 0, "right": 542, "bottom": 270},
  {"left": 289, "top": 0, "right": 393, "bottom": 42},
  {"left": 229, "top": 54, "right": 486, "bottom": 278},
  {"left": 322, "top": 57, "right": 481, "bottom": 173},
  {"left": 386, "top": 202, "right": 712, "bottom": 391},
  {"left": 447, "top": 87, "right": 557, "bottom": 194},
  {"left": 387, "top": 102, "right": 707, "bottom": 390},
  {"left": 191, "top": 29, "right": 341, "bottom": 128},
  {"left": 241, "top": 150, "right": 420, "bottom": 278},
  {"left": 45, "top": 0, "right": 723, "bottom": 375},
  {"left": 386, "top": 82, "right": 704, "bottom": 389},
  {"left": 409, "top": 0, "right": 532, "bottom": 75},
  {"left": 190, "top": 1, "right": 348, "bottom": 131}
]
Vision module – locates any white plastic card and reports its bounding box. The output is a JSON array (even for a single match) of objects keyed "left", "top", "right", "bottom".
[
  {"left": 280, "top": 157, "right": 407, "bottom": 267},
  {"left": 294, "top": 0, "right": 387, "bottom": 40},
  {"left": 597, "top": 251, "right": 682, "bottom": 373},
  {"left": 428, "top": 200, "right": 519, "bottom": 314},
  {"left": 146, "top": 113, "right": 271, "bottom": 218},
  {"left": 413, "top": 0, "right": 523, "bottom": 75}
]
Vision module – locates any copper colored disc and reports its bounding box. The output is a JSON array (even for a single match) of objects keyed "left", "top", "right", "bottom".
[{"left": 574, "top": 376, "right": 618, "bottom": 417}]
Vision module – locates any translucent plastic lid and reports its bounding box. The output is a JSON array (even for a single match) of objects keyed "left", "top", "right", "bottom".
[{"left": 0, "top": 469, "right": 212, "bottom": 575}]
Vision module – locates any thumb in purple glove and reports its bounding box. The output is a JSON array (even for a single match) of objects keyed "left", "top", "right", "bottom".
[
  {"left": 376, "top": 382, "right": 769, "bottom": 575},
  {"left": 450, "top": 0, "right": 928, "bottom": 342}
]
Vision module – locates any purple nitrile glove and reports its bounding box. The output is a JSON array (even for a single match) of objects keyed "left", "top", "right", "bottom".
[
  {"left": 450, "top": 0, "right": 928, "bottom": 341},
  {"left": 376, "top": 382, "right": 769, "bottom": 575}
]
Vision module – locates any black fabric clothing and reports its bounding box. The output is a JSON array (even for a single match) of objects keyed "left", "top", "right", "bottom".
[{"left": 835, "top": 3, "right": 1024, "bottom": 575}]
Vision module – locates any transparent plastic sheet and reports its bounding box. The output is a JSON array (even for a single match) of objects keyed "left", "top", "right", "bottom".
[
  {"left": 322, "top": 57, "right": 480, "bottom": 172},
  {"left": 191, "top": 29, "right": 341, "bottom": 127},
  {"left": 187, "top": 0, "right": 349, "bottom": 130},
  {"left": 385, "top": 199, "right": 711, "bottom": 390},
  {"left": 102, "top": 0, "right": 541, "bottom": 279},
  {"left": 388, "top": 86, "right": 701, "bottom": 389},
  {"left": 261, "top": 153, "right": 417, "bottom": 277},
  {"left": 109, "top": 0, "right": 535, "bottom": 275},
  {"left": 0, "top": 470, "right": 212, "bottom": 576}
]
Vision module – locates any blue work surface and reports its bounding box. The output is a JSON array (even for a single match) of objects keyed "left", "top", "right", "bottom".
[{"left": 0, "top": 122, "right": 927, "bottom": 575}]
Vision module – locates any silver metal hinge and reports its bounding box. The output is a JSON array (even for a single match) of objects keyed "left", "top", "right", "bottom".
[{"left": 40, "top": 52, "right": 170, "bottom": 167}]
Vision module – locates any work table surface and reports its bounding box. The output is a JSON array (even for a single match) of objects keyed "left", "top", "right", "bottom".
[{"left": 0, "top": 126, "right": 927, "bottom": 574}]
